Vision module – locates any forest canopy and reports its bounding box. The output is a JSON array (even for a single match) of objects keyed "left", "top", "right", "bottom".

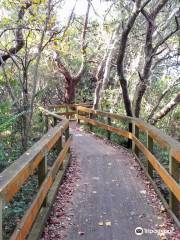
[{"left": 0, "top": 0, "right": 179, "bottom": 153}]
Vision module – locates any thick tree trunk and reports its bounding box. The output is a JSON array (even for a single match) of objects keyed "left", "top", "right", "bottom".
[
  {"left": 117, "top": 0, "right": 143, "bottom": 117},
  {"left": 133, "top": 19, "right": 154, "bottom": 117},
  {"left": 64, "top": 79, "right": 75, "bottom": 104},
  {"left": 133, "top": 81, "right": 147, "bottom": 117},
  {"left": 55, "top": 2, "right": 90, "bottom": 104}
]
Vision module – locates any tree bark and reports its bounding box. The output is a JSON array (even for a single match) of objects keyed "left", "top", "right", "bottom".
[
  {"left": 93, "top": 51, "right": 107, "bottom": 109},
  {"left": 150, "top": 92, "right": 180, "bottom": 125},
  {"left": 64, "top": 78, "right": 75, "bottom": 104},
  {"left": 148, "top": 78, "right": 180, "bottom": 121},
  {"left": 117, "top": 0, "right": 143, "bottom": 116},
  {"left": 54, "top": 2, "right": 90, "bottom": 104},
  {"left": 133, "top": 0, "right": 169, "bottom": 117}
]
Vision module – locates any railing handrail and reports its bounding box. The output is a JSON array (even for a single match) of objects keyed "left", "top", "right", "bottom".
[
  {"left": 47, "top": 103, "right": 92, "bottom": 109},
  {"left": 0, "top": 108, "right": 72, "bottom": 240},
  {"left": 77, "top": 106, "right": 180, "bottom": 161},
  {"left": 39, "top": 107, "right": 65, "bottom": 121},
  {"left": 0, "top": 120, "right": 68, "bottom": 202},
  {"left": 76, "top": 105, "right": 180, "bottom": 227}
]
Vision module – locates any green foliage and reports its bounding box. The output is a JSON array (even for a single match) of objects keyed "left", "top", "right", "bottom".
[
  {"left": 0, "top": 111, "right": 27, "bottom": 132},
  {"left": 3, "top": 175, "right": 38, "bottom": 240}
]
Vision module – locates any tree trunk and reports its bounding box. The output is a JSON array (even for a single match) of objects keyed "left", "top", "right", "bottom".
[
  {"left": 64, "top": 79, "right": 75, "bottom": 104},
  {"left": 93, "top": 81, "right": 102, "bottom": 109},
  {"left": 93, "top": 51, "right": 107, "bottom": 109},
  {"left": 117, "top": 0, "right": 142, "bottom": 117},
  {"left": 133, "top": 0, "right": 169, "bottom": 117},
  {"left": 133, "top": 81, "right": 147, "bottom": 117}
]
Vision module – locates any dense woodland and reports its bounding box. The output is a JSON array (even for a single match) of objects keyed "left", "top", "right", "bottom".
[{"left": 0, "top": 0, "right": 179, "bottom": 167}]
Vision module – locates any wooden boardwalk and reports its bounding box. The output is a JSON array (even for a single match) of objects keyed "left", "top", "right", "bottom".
[
  {"left": 43, "top": 124, "right": 166, "bottom": 240},
  {"left": 1, "top": 105, "right": 179, "bottom": 240}
]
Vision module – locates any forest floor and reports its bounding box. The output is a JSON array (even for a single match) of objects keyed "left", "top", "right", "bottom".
[{"left": 42, "top": 123, "right": 180, "bottom": 240}]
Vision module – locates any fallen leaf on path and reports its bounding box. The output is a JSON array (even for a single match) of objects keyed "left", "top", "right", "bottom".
[
  {"left": 140, "top": 190, "right": 146, "bottom": 194},
  {"left": 98, "top": 221, "right": 104, "bottom": 226},
  {"left": 105, "top": 221, "right": 111, "bottom": 226}
]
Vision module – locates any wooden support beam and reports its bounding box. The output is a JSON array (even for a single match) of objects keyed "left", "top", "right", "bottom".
[
  {"left": 65, "top": 126, "right": 70, "bottom": 153},
  {"left": 128, "top": 123, "right": 132, "bottom": 149},
  {"left": 57, "top": 136, "right": 63, "bottom": 170},
  {"left": 38, "top": 150, "right": 48, "bottom": 206},
  {"left": 77, "top": 110, "right": 80, "bottom": 124},
  {"left": 53, "top": 117, "right": 58, "bottom": 126},
  {"left": 169, "top": 154, "right": 179, "bottom": 217},
  {"left": 132, "top": 123, "right": 139, "bottom": 156},
  {"left": 65, "top": 126, "right": 69, "bottom": 141},
  {"left": 107, "top": 117, "right": 111, "bottom": 140},
  {"left": 51, "top": 136, "right": 72, "bottom": 178},
  {"left": 147, "top": 133, "right": 154, "bottom": 178}
]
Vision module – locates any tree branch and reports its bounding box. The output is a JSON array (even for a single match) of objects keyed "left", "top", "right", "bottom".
[
  {"left": 0, "top": 1, "right": 32, "bottom": 66},
  {"left": 150, "top": 92, "right": 180, "bottom": 125}
]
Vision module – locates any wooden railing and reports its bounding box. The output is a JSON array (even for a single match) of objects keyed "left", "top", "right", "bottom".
[
  {"left": 0, "top": 109, "right": 72, "bottom": 240},
  {"left": 47, "top": 103, "right": 92, "bottom": 119},
  {"left": 76, "top": 106, "right": 180, "bottom": 227}
]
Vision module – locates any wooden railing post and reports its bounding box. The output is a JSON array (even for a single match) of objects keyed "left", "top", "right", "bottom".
[
  {"left": 38, "top": 150, "right": 48, "bottom": 206},
  {"left": 128, "top": 123, "right": 132, "bottom": 148},
  {"left": 132, "top": 123, "right": 139, "bottom": 156},
  {"left": 107, "top": 117, "right": 111, "bottom": 140},
  {"left": 65, "top": 125, "right": 70, "bottom": 153},
  {"left": 57, "top": 136, "right": 63, "bottom": 169},
  {"left": 169, "top": 154, "right": 179, "bottom": 216},
  {"left": 53, "top": 117, "right": 57, "bottom": 126},
  {"left": 89, "top": 113, "right": 93, "bottom": 131},
  {"left": 0, "top": 196, "right": 3, "bottom": 240},
  {"left": 147, "top": 133, "right": 153, "bottom": 178},
  {"left": 65, "top": 126, "right": 69, "bottom": 141},
  {"left": 77, "top": 109, "right": 80, "bottom": 124}
]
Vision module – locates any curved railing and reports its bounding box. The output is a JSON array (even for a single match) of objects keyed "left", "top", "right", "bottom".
[
  {"left": 76, "top": 106, "right": 180, "bottom": 227},
  {"left": 0, "top": 109, "right": 72, "bottom": 240}
]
